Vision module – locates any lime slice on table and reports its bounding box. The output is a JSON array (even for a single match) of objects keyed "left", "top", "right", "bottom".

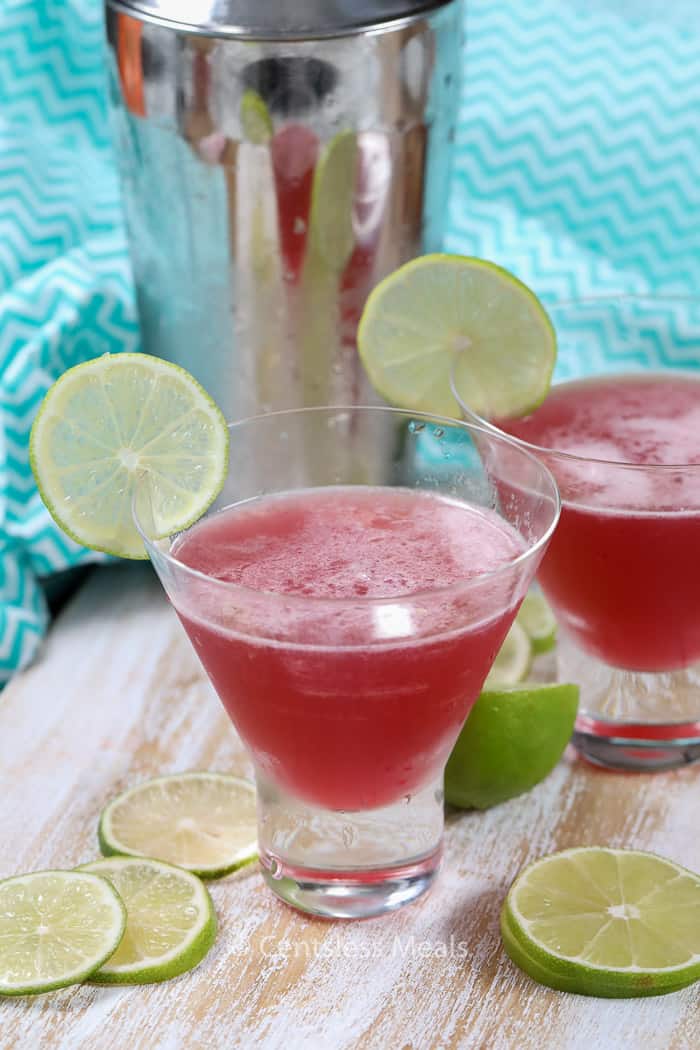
[
  {"left": 357, "top": 254, "right": 556, "bottom": 418},
  {"left": 98, "top": 772, "right": 258, "bottom": 879},
  {"left": 517, "top": 591, "right": 557, "bottom": 653},
  {"left": 79, "top": 858, "right": 216, "bottom": 985},
  {"left": 29, "top": 353, "right": 228, "bottom": 560},
  {"left": 484, "top": 620, "right": 532, "bottom": 689},
  {"left": 445, "top": 682, "right": 579, "bottom": 810},
  {"left": 0, "top": 870, "right": 125, "bottom": 996},
  {"left": 502, "top": 847, "right": 700, "bottom": 997}
]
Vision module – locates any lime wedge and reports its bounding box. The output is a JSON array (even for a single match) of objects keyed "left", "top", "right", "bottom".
[
  {"left": 0, "top": 870, "right": 125, "bottom": 996},
  {"left": 484, "top": 621, "right": 532, "bottom": 689},
  {"left": 299, "top": 130, "right": 357, "bottom": 406},
  {"left": 240, "top": 88, "right": 273, "bottom": 144},
  {"left": 517, "top": 591, "right": 557, "bottom": 653},
  {"left": 503, "top": 847, "right": 700, "bottom": 997},
  {"left": 79, "top": 858, "right": 216, "bottom": 985},
  {"left": 29, "top": 353, "right": 228, "bottom": 560},
  {"left": 98, "top": 772, "right": 258, "bottom": 878},
  {"left": 445, "top": 682, "right": 579, "bottom": 810},
  {"left": 306, "top": 130, "right": 358, "bottom": 272},
  {"left": 357, "top": 254, "right": 556, "bottom": 418}
]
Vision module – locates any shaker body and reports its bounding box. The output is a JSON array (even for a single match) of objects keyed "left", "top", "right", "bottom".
[{"left": 105, "top": 3, "right": 463, "bottom": 420}]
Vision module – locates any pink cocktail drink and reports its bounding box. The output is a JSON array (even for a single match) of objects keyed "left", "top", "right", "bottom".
[
  {"left": 173, "top": 486, "right": 524, "bottom": 811},
  {"left": 452, "top": 294, "right": 700, "bottom": 777},
  {"left": 138, "top": 406, "right": 558, "bottom": 917},
  {"left": 499, "top": 373, "right": 700, "bottom": 673}
]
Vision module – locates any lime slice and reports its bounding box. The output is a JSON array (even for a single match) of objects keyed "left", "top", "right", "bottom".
[
  {"left": 79, "top": 858, "right": 216, "bottom": 985},
  {"left": 29, "top": 353, "right": 229, "bottom": 560},
  {"left": 306, "top": 130, "right": 358, "bottom": 272},
  {"left": 503, "top": 847, "right": 700, "bottom": 997},
  {"left": 240, "top": 88, "right": 273, "bottom": 144},
  {"left": 98, "top": 772, "right": 258, "bottom": 878},
  {"left": 357, "top": 254, "right": 556, "bottom": 418},
  {"left": 445, "top": 682, "right": 579, "bottom": 810},
  {"left": 0, "top": 870, "right": 125, "bottom": 997},
  {"left": 501, "top": 905, "right": 585, "bottom": 994},
  {"left": 517, "top": 591, "right": 557, "bottom": 653},
  {"left": 299, "top": 130, "right": 357, "bottom": 406},
  {"left": 484, "top": 621, "right": 532, "bottom": 689}
]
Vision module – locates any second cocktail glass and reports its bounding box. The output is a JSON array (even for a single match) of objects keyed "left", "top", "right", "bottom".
[
  {"left": 135, "top": 406, "right": 559, "bottom": 919},
  {"left": 456, "top": 296, "right": 700, "bottom": 772}
]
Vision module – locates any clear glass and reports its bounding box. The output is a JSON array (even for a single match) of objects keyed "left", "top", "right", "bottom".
[
  {"left": 135, "top": 406, "right": 559, "bottom": 918},
  {"left": 455, "top": 296, "right": 700, "bottom": 772}
]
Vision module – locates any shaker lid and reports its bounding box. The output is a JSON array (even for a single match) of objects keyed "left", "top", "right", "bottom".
[{"left": 107, "top": 0, "right": 456, "bottom": 40}]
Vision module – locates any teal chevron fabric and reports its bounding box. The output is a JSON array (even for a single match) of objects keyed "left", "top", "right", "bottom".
[
  {"left": 447, "top": 0, "right": 700, "bottom": 377},
  {"left": 2, "top": 0, "right": 700, "bottom": 684},
  {"left": 0, "top": 0, "right": 139, "bottom": 684}
]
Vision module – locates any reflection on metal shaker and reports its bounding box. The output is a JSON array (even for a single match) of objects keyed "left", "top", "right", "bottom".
[{"left": 105, "top": 1, "right": 463, "bottom": 422}]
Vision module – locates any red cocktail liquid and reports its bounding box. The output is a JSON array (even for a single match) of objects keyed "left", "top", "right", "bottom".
[
  {"left": 173, "top": 486, "right": 524, "bottom": 810},
  {"left": 500, "top": 373, "right": 700, "bottom": 672}
]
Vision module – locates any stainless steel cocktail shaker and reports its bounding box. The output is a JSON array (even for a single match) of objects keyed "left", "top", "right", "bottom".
[{"left": 105, "top": 0, "right": 463, "bottom": 421}]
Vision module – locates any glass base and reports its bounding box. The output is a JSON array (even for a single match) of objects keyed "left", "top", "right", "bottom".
[
  {"left": 259, "top": 848, "right": 442, "bottom": 919},
  {"left": 255, "top": 770, "right": 444, "bottom": 919},
  {"left": 558, "top": 633, "right": 700, "bottom": 771}
]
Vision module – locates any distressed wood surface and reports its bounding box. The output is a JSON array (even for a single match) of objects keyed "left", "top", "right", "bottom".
[{"left": 0, "top": 564, "right": 698, "bottom": 1050}]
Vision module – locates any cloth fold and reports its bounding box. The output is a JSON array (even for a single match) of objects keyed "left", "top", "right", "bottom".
[{"left": 1, "top": 0, "right": 139, "bottom": 684}]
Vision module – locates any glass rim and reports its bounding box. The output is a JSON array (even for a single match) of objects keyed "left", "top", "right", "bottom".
[
  {"left": 452, "top": 290, "right": 700, "bottom": 472},
  {"left": 133, "top": 404, "right": 561, "bottom": 606},
  {"left": 458, "top": 373, "right": 700, "bottom": 474}
]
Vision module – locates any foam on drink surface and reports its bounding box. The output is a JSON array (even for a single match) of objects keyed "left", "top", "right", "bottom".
[
  {"left": 171, "top": 487, "right": 526, "bottom": 646},
  {"left": 512, "top": 374, "right": 700, "bottom": 465},
  {"left": 500, "top": 373, "right": 700, "bottom": 511},
  {"left": 174, "top": 487, "right": 523, "bottom": 599}
]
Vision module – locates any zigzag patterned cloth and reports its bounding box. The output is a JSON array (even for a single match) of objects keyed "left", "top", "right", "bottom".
[
  {"left": 0, "top": 0, "right": 139, "bottom": 684},
  {"left": 2, "top": 0, "right": 700, "bottom": 684}
]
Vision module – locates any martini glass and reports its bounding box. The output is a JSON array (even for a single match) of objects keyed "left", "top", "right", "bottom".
[
  {"left": 135, "top": 405, "right": 559, "bottom": 918},
  {"left": 455, "top": 296, "right": 700, "bottom": 772}
]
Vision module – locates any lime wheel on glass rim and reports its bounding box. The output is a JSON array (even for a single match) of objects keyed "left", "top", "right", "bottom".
[
  {"left": 357, "top": 253, "right": 556, "bottom": 419},
  {"left": 29, "top": 353, "right": 229, "bottom": 559}
]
